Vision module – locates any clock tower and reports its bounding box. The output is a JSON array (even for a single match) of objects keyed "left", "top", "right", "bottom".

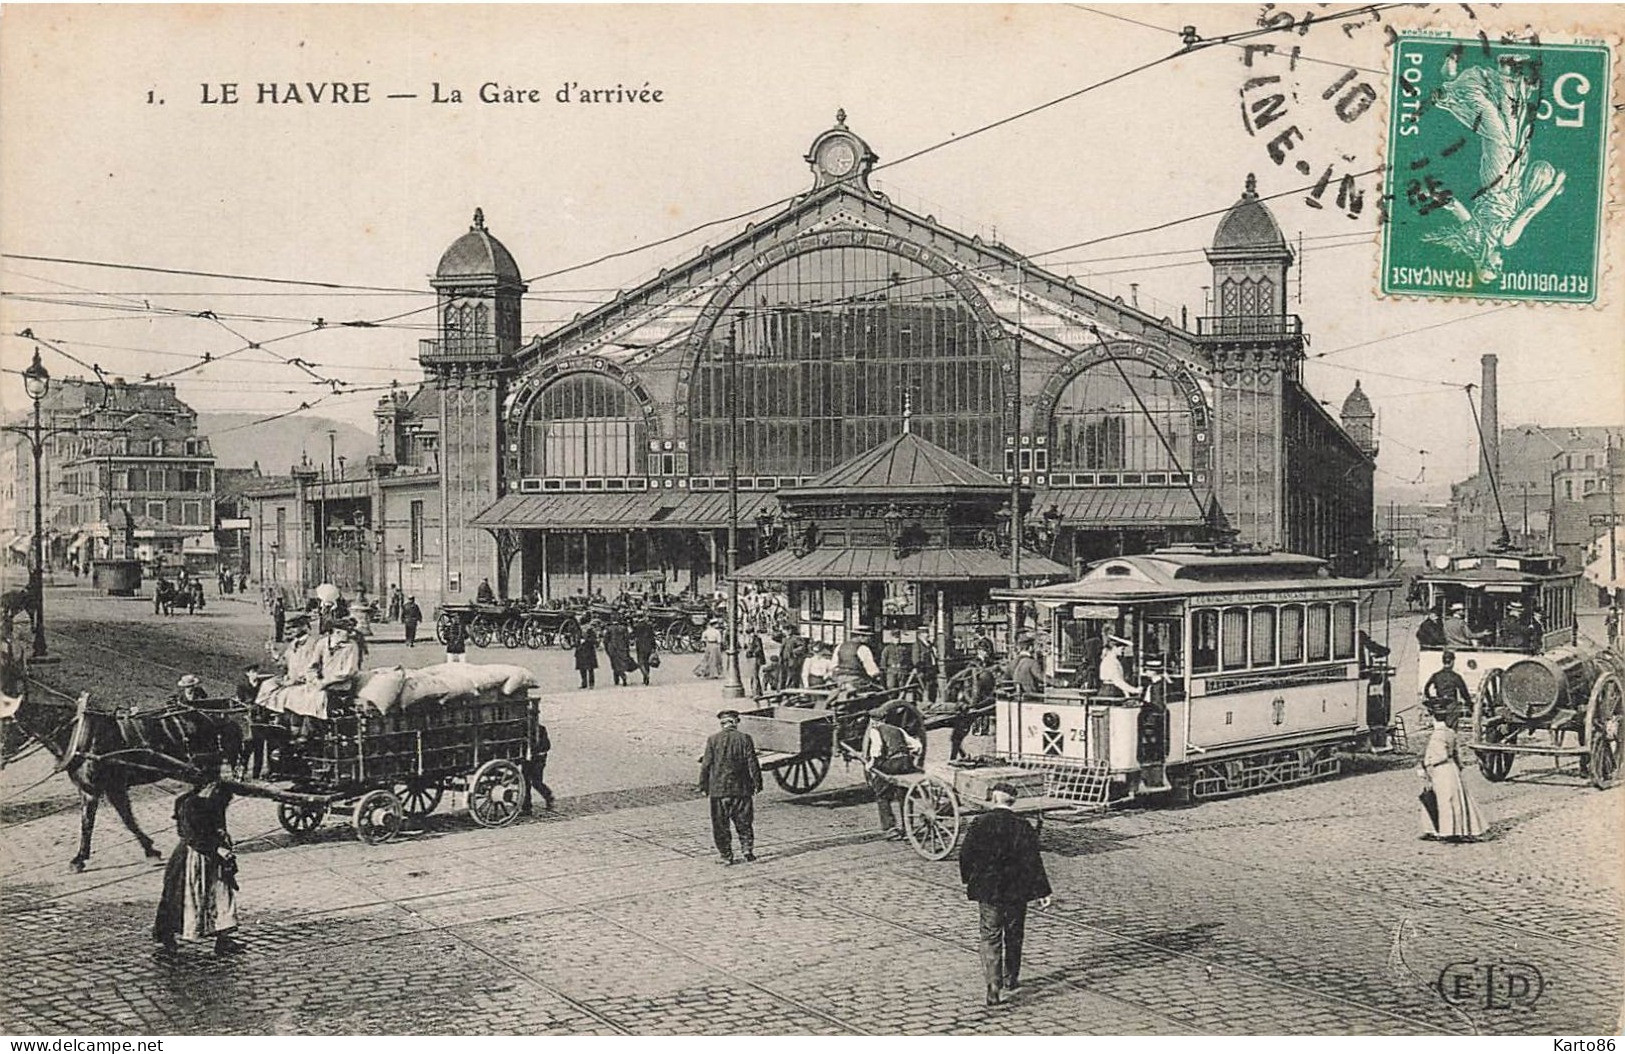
[{"left": 805, "top": 110, "right": 878, "bottom": 193}]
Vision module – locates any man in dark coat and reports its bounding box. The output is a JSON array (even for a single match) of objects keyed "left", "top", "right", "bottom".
[
  {"left": 574, "top": 626, "right": 600, "bottom": 689},
  {"left": 270, "top": 594, "right": 286, "bottom": 643},
  {"left": 1423, "top": 650, "right": 1472, "bottom": 720},
  {"left": 631, "top": 616, "right": 659, "bottom": 685},
  {"left": 401, "top": 596, "right": 422, "bottom": 647},
  {"left": 698, "top": 709, "right": 762, "bottom": 864},
  {"left": 603, "top": 617, "right": 634, "bottom": 687},
  {"left": 958, "top": 782, "right": 1052, "bottom": 1006}
]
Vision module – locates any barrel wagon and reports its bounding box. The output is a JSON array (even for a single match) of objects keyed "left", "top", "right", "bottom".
[
  {"left": 1471, "top": 639, "right": 1624, "bottom": 789},
  {"left": 261, "top": 687, "right": 539, "bottom": 843}
]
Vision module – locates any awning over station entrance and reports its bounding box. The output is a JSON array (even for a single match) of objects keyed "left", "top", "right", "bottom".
[
  {"left": 735, "top": 545, "right": 1070, "bottom": 583},
  {"left": 472, "top": 490, "right": 778, "bottom": 531},
  {"left": 1045, "top": 486, "right": 1210, "bottom": 528}
]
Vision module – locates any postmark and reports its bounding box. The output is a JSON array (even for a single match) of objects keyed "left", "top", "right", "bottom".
[{"left": 1381, "top": 32, "right": 1614, "bottom": 304}]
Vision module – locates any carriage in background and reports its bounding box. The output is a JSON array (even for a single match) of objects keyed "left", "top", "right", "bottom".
[{"left": 436, "top": 601, "right": 583, "bottom": 651}]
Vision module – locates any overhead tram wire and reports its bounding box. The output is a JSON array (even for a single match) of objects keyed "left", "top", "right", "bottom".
[{"left": 1069, "top": 3, "right": 1389, "bottom": 75}]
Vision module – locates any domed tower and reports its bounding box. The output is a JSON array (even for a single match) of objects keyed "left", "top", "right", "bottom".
[
  {"left": 421, "top": 209, "right": 527, "bottom": 600},
  {"left": 1339, "top": 380, "right": 1377, "bottom": 458},
  {"left": 1196, "top": 175, "right": 1303, "bottom": 553},
  {"left": 1205, "top": 173, "right": 1293, "bottom": 321}
]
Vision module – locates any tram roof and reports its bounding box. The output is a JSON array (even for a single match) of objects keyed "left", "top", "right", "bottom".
[
  {"left": 999, "top": 547, "right": 1395, "bottom": 603},
  {"left": 1416, "top": 551, "right": 1578, "bottom": 584}
]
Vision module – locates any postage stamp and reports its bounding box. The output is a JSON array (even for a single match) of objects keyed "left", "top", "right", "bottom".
[{"left": 1381, "top": 32, "right": 1614, "bottom": 304}]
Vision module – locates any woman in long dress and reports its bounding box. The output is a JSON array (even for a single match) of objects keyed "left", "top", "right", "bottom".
[
  {"left": 154, "top": 775, "right": 242, "bottom": 955},
  {"left": 1420, "top": 710, "right": 1487, "bottom": 842}
]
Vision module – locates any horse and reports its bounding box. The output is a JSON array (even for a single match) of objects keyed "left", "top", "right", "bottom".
[
  {"left": 1, "top": 580, "right": 39, "bottom": 637},
  {"left": 0, "top": 647, "right": 246, "bottom": 872}
]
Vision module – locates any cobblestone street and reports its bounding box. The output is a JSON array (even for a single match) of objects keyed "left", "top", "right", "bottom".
[{"left": 2, "top": 584, "right": 1620, "bottom": 1035}]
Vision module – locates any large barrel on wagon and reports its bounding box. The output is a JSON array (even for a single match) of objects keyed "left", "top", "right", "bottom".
[{"left": 1500, "top": 644, "right": 1608, "bottom": 722}]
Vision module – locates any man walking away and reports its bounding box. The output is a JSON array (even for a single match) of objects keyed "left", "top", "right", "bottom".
[
  {"left": 631, "top": 615, "right": 659, "bottom": 685},
  {"left": 270, "top": 593, "right": 286, "bottom": 644},
  {"left": 699, "top": 709, "right": 762, "bottom": 864},
  {"left": 401, "top": 596, "right": 422, "bottom": 647},
  {"left": 958, "top": 783, "right": 1052, "bottom": 1006},
  {"left": 444, "top": 610, "right": 468, "bottom": 664}
]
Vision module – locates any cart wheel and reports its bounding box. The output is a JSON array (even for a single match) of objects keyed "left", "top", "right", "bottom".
[
  {"left": 901, "top": 776, "right": 960, "bottom": 861},
  {"left": 661, "top": 624, "right": 686, "bottom": 653},
  {"left": 1585, "top": 670, "right": 1623, "bottom": 790},
  {"left": 277, "top": 802, "right": 326, "bottom": 836},
  {"left": 469, "top": 615, "right": 496, "bottom": 649},
  {"left": 523, "top": 620, "right": 546, "bottom": 650},
  {"left": 467, "top": 759, "right": 526, "bottom": 827},
  {"left": 396, "top": 780, "right": 444, "bottom": 818},
  {"left": 1473, "top": 670, "right": 1513, "bottom": 782},
  {"left": 500, "top": 618, "right": 523, "bottom": 649},
  {"left": 771, "top": 754, "right": 831, "bottom": 795},
  {"left": 558, "top": 618, "right": 582, "bottom": 650},
  {"left": 352, "top": 789, "right": 403, "bottom": 845},
  {"left": 435, "top": 613, "right": 453, "bottom": 645}
]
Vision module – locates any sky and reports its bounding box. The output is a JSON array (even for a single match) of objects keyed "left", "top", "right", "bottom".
[{"left": 1, "top": 3, "right": 1620, "bottom": 502}]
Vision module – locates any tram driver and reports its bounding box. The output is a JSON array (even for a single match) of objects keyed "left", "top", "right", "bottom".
[
  {"left": 1136, "top": 657, "right": 1170, "bottom": 766},
  {"left": 1097, "top": 635, "right": 1139, "bottom": 700}
]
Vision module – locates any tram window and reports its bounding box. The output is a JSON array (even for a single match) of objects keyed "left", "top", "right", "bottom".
[
  {"left": 1221, "top": 607, "right": 1249, "bottom": 670},
  {"left": 1306, "top": 603, "right": 1331, "bottom": 662},
  {"left": 1279, "top": 605, "right": 1305, "bottom": 665},
  {"left": 1144, "top": 617, "right": 1183, "bottom": 677},
  {"left": 1331, "top": 602, "right": 1356, "bottom": 660},
  {"left": 1251, "top": 607, "right": 1277, "bottom": 666},
  {"left": 1192, "top": 609, "right": 1219, "bottom": 673}
]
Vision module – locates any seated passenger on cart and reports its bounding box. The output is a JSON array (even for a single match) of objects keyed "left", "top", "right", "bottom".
[{"left": 863, "top": 709, "right": 923, "bottom": 840}]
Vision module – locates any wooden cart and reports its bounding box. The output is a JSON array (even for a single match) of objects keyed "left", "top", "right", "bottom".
[
  {"left": 254, "top": 689, "right": 539, "bottom": 844},
  {"left": 739, "top": 691, "right": 1085, "bottom": 861}
]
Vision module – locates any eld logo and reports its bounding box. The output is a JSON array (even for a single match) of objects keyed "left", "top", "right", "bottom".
[{"left": 1436, "top": 959, "right": 1545, "bottom": 1011}]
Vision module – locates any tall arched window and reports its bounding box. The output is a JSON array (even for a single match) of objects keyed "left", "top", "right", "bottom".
[
  {"left": 520, "top": 374, "right": 646, "bottom": 478},
  {"left": 1050, "top": 359, "right": 1196, "bottom": 474},
  {"left": 689, "top": 247, "right": 1005, "bottom": 476}
]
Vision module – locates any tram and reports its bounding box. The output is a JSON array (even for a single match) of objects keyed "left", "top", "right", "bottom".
[
  {"left": 997, "top": 545, "right": 1398, "bottom": 803},
  {"left": 1412, "top": 550, "right": 1580, "bottom": 699}
]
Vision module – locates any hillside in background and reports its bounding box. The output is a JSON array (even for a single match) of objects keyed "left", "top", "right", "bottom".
[{"left": 197, "top": 414, "right": 376, "bottom": 473}]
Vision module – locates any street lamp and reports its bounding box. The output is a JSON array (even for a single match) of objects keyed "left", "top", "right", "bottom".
[
  {"left": 21, "top": 348, "right": 49, "bottom": 658},
  {"left": 395, "top": 545, "right": 406, "bottom": 604},
  {"left": 723, "top": 311, "right": 745, "bottom": 698}
]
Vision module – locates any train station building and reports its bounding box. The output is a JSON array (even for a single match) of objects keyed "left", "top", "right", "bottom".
[{"left": 284, "top": 114, "right": 1377, "bottom": 640}]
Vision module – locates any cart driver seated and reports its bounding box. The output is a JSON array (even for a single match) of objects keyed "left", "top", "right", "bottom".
[
  {"left": 830, "top": 626, "right": 883, "bottom": 702},
  {"left": 1097, "top": 635, "right": 1139, "bottom": 700}
]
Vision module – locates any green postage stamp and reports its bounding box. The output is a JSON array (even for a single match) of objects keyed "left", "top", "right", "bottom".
[{"left": 1382, "top": 32, "right": 1614, "bottom": 304}]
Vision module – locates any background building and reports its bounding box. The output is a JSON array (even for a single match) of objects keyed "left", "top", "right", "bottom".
[{"left": 0, "top": 376, "right": 216, "bottom": 573}]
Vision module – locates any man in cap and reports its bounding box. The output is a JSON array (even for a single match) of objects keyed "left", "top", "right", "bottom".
[
  {"left": 1010, "top": 636, "right": 1046, "bottom": 702},
  {"left": 1423, "top": 650, "right": 1472, "bottom": 721},
  {"left": 1415, "top": 607, "right": 1446, "bottom": 649},
  {"left": 832, "top": 625, "right": 882, "bottom": 695},
  {"left": 698, "top": 709, "right": 762, "bottom": 864},
  {"left": 401, "top": 595, "right": 422, "bottom": 647},
  {"left": 863, "top": 707, "right": 923, "bottom": 838},
  {"left": 1136, "top": 656, "right": 1171, "bottom": 767},
  {"left": 958, "top": 782, "right": 1053, "bottom": 1006},
  {"left": 1097, "top": 635, "right": 1138, "bottom": 699}
]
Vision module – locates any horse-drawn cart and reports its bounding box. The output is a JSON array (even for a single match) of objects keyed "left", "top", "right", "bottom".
[
  {"left": 739, "top": 685, "right": 1083, "bottom": 861},
  {"left": 253, "top": 688, "right": 538, "bottom": 844}
]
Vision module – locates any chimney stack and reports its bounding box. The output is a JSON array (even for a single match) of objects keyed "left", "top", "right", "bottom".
[{"left": 1480, "top": 353, "right": 1500, "bottom": 485}]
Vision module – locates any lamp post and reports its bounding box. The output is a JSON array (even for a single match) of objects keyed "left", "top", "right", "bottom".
[
  {"left": 21, "top": 349, "right": 50, "bottom": 658},
  {"left": 395, "top": 545, "right": 406, "bottom": 601},
  {"left": 269, "top": 540, "right": 280, "bottom": 588},
  {"left": 723, "top": 311, "right": 745, "bottom": 697}
]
